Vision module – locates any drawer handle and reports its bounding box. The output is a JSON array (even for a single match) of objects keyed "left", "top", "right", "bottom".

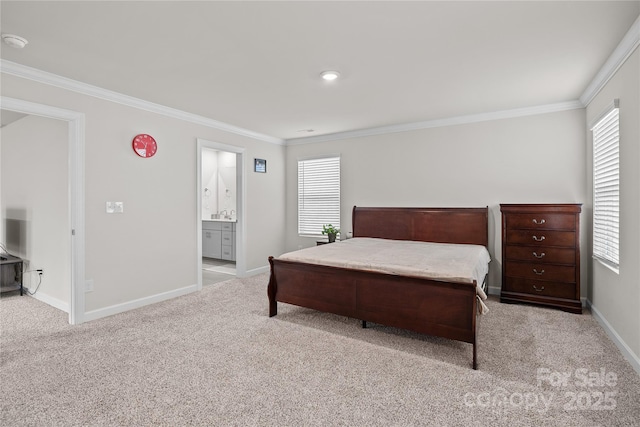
[
  {"left": 532, "top": 235, "right": 545, "bottom": 242},
  {"left": 532, "top": 219, "right": 546, "bottom": 225},
  {"left": 533, "top": 269, "right": 545, "bottom": 275},
  {"left": 532, "top": 252, "right": 545, "bottom": 259},
  {"left": 533, "top": 284, "right": 545, "bottom": 292}
]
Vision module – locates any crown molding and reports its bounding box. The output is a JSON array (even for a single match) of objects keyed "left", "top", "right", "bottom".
[
  {"left": 580, "top": 14, "right": 640, "bottom": 107},
  {"left": 285, "top": 100, "right": 584, "bottom": 145},
  {"left": 0, "top": 59, "right": 284, "bottom": 145}
]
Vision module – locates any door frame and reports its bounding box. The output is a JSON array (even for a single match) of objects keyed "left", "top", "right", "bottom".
[
  {"left": 1, "top": 96, "right": 85, "bottom": 325},
  {"left": 196, "top": 138, "right": 245, "bottom": 289}
]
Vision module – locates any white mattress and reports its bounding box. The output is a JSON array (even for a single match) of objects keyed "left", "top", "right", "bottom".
[{"left": 279, "top": 237, "right": 491, "bottom": 313}]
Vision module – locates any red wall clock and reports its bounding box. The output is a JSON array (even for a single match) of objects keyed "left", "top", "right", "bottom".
[{"left": 132, "top": 134, "right": 157, "bottom": 158}]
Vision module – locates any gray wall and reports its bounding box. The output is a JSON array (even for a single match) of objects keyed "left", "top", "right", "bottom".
[
  {"left": 1, "top": 115, "right": 70, "bottom": 307},
  {"left": 586, "top": 48, "right": 640, "bottom": 363},
  {"left": 1, "top": 73, "right": 286, "bottom": 315},
  {"left": 285, "top": 109, "right": 588, "bottom": 295}
]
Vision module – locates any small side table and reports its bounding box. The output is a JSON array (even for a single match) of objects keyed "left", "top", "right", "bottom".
[{"left": 0, "top": 255, "right": 24, "bottom": 295}]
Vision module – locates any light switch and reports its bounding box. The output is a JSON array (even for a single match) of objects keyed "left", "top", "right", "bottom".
[{"left": 106, "top": 202, "right": 124, "bottom": 213}]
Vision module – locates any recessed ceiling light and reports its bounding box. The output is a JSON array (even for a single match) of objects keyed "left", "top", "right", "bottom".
[
  {"left": 2, "top": 34, "right": 28, "bottom": 49},
  {"left": 320, "top": 70, "right": 340, "bottom": 81}
]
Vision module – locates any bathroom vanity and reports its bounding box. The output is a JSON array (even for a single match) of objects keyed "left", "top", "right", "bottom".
[{"left": 203, "top": 220, "right": 236, "bottom": 261}]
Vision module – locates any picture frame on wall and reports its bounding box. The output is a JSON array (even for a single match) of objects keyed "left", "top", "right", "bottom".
[{"left": 254, "top": 158, "right": 267, "bottom": 173}]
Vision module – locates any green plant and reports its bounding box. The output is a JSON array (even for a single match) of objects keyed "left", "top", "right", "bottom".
[{"left": 321, "top": 224, "right": 340, "bottom": 236}]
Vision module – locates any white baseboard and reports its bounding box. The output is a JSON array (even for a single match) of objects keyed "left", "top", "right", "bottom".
[
  {"left": 587, "top": 300, "right": 640, "bottom": 376},
  {"left": 488, "top": 285, "right": 501, "bottom": 296},
  {"left": 26, "top": 288, "right": 69, "bottom": 313},
  {"left": 83, "top": 283, "right": 198, "bottom": 322},
  {"left": 241, "top": 265, "right": 270, "bottom": 278},
  {"left": 83, "top": 267, "right": 269, "bottom": 322}
]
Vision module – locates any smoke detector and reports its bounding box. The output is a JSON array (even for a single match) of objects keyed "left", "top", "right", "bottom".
[{"left": 2, "top": 34, "right": 28, "bottom": 49}]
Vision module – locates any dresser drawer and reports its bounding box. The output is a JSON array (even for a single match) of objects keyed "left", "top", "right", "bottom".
[
  {"left": 221, "top": 222, "right": 236, "bottom": 231},
  {"left": 504, "top": 246, "right": 576, "bottom": 265},
  {"left": 506, "top": 230, "right": 575, "bottom": 247},
  {"left": 202, "top": 221, "right": 222, "bottom": 231},
  {"left": 504, "top": 261, "right": 575, "bottom": 282},
  {"left": 222, "top": 231, "right": 234, "bottom": 245},
  {"left": 506, "top": 213, "right": 575, "bottom": 231},
  {"left": 503, "top": 277, "right": 576, "bottom": 299},
  {"left": 221, "top": 245, "right": 234, "bottom": 260}
]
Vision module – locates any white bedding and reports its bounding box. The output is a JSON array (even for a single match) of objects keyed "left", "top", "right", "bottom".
[{"left": 279, "top": 237, "right": 491, "bottom": 313}]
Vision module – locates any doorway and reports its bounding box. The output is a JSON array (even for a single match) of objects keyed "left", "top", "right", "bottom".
[
  {"left": 196, "top": 139, "right": 245, "bottom": 289},
  {"left": 0, "top": 97, "right": 85, "bottom": 325}
]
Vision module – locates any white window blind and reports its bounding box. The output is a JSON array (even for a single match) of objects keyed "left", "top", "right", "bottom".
[
  {"left": 592, "top": 104, "right": 619, "bottom": 268},
  {"left": 298, "top": 157, "right": 340, "bottom": 236}
]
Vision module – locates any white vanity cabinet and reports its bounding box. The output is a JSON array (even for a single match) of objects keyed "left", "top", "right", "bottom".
[{"left": 202, "top": 221, "right": 236, "bottom": 261}]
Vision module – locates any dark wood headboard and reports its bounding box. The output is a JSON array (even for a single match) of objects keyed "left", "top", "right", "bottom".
[{"left": 352, "top": 206, "right": 488, "bottom": 247}]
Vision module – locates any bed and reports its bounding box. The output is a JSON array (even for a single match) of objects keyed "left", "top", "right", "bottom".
[{"left": 267, "top": 206, "right": 490, "bottom": 369}]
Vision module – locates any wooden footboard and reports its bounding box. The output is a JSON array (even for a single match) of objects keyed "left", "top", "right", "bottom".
[
  {"left": 268, "top": 256, "right": 480, "bottom": 369},
  {"left": 267, "top": 206, "right": 488, "bottom": 370}
]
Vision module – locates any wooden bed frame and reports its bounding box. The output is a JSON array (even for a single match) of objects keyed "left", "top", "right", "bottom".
[{"left": 267, "top": 206, "right": 489, "bottom": 369}]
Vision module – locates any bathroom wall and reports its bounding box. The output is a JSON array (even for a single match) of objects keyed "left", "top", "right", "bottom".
[
  {"left": 202, "top": 148, "right": 219, "bottom": 217},
  {"left": 217, "top": 151, "right": 237, "bottom": 218},
  {"left": 202, "top": 148, "right": 237, "bottom": 219}
]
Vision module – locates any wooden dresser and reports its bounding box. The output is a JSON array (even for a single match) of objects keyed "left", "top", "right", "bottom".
[{"left": 500, "top": 204, "right": 582, "bottom": 314}]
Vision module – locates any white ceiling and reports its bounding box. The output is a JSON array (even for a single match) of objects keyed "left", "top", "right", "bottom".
[{"left": 1, "top": 1, "right": 639, "bottom": 142}]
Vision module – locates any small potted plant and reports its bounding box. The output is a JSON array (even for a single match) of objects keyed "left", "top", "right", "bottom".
[{"left": 322, "top": 224, "right": 340, "bottom": 243}]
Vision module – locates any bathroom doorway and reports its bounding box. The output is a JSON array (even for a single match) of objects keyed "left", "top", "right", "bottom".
[{"left": 196, "top": 139, "right": 245, "bottom": 288}]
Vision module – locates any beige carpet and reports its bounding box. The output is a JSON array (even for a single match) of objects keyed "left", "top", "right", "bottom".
[{"left": 1, "top": 274, "right": 639, "bottom": 426}]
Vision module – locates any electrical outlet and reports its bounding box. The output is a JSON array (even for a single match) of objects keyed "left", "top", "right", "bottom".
[{"left": 85, "top": 279, "right": 94, "bottom": 292}]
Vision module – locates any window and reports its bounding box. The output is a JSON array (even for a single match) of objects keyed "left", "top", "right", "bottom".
[
  {"left": 298, "top": 156, "right": 340, "bottom": 236},
  {"left": 592, "top": 100, "right": 619, "bottom": 268}
]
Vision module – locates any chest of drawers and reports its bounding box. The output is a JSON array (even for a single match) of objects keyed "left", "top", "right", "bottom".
[{"left": 500, "top": 204, "right": 582, "bottom": 314}]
